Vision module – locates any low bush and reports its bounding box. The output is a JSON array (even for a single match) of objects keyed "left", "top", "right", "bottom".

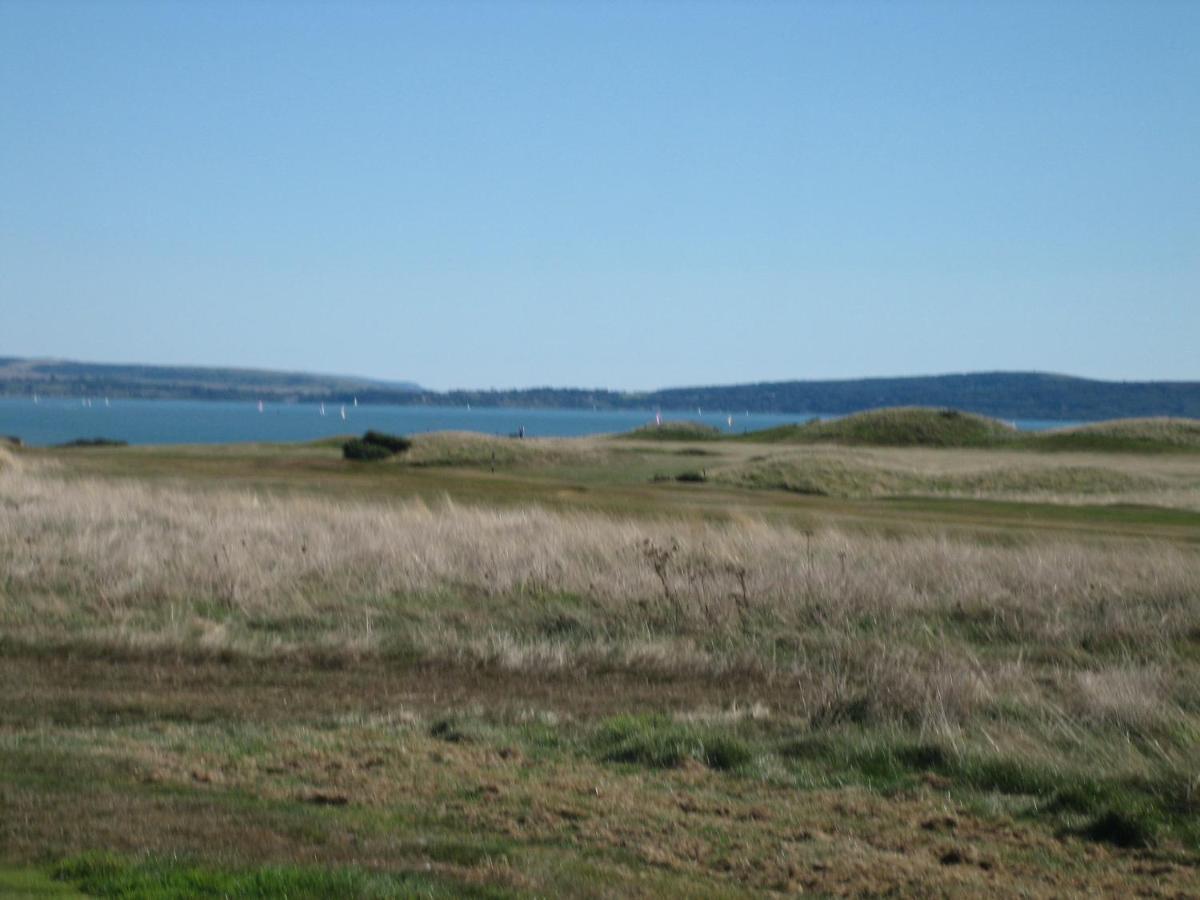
[
  {"left": 592, "top": 714, "right": 752, "bottom": 771},
  {"left": 341, "top": 439, "right": 393, "bottom": 462},
  {"left": 363, "top": 430, "right": 412, "bottom": 454},
  {"left": 342, "top": 431, "right": 412, "bottom": 461}
]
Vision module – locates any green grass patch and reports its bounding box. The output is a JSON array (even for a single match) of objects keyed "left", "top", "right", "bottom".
[
  {"left": 52, "top": 852, "right": 510, "bottom": 899},
  {"left": 0, "top": 866, "right": 86, "bottom": 897},
  {"left": 592, "top": 714, "right": 753, "bottom": 772},
  {"left": 780, "top": 731, "right": 1198, "bottom": 849}
]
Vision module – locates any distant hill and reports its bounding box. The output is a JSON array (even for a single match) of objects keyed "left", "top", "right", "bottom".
[
  {"left": 0, "top": 358, "right": 421, "bottom": 402},
  {"left": 434, "top": 372, "right": 1200, "bottom": 420},
  {"left": 2, "top": 359, "right": 1198, "bottom": 421},
  {"left": 628, "top": 409, "right": 1200, "bottom": 453},
  {"left": 642, "top": 372, "right": 1200, "bottom": 421}
]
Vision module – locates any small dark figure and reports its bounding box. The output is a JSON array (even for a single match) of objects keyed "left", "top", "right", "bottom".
[{"left": 518, "top": 426, "right": 525, "bottom": 439}]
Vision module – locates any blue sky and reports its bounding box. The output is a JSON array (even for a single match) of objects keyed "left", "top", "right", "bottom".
[{"left": 1, "top": 1, "right": 1196, "bottom": 390}]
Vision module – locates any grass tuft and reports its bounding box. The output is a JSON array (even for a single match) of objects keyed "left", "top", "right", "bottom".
[{"left": 593, "top": 714, "right": 753, "bottom": 771}]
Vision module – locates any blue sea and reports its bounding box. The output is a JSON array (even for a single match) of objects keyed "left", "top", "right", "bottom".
[{"left": 0, "top": 397, "right": 1078, "bottom": 447}]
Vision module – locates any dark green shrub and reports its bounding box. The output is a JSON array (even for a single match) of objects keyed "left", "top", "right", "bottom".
[
  {"left": 342, "top": 438, "right": 392, "bottom": 461},
  {"left": 362, "top": 430, "right": 412, "bottom": 454},
  {"left": 675, "top": 470, "right": 707, "bottom": 483},
  {"left": 342, "top": 431, "right": 413, "bottom": 461},
  {"left": 1081, "top": 808, "right": 1159, "bottom": 848}
]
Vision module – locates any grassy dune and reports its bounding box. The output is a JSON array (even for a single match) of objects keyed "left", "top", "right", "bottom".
[
  {"left": 623, "top": 421, "right": 725, "bottom": 441},
  {"left": 2, "top": 438, "right": 1200, "bottom": 896},
  {"left": 1037, "top": 417, "right": 1200, "bottom": 453},
  {"left": 403, "top": 431, "right": 614, "bottom": 468},
  {"left": 744, "top": 407, "right": 1017, "bottom": 447},
  {"left": 632, "top": 408, "right": 1200, "bottom": 454},
  {"left": 708, "top": 447, "right": 1200, "bottom": 509}
]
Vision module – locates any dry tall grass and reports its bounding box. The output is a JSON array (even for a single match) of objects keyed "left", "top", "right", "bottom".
[{"left": 2, "top": 463, "right": 1198, "bottom": 733}]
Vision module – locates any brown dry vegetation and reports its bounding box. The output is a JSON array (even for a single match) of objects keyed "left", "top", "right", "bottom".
[
  {"left": 2, "top": 443, "right": 1199, "bottom": 896},
  {"left": 3, "top": 465, "right": 1198, "bottom": 683}
]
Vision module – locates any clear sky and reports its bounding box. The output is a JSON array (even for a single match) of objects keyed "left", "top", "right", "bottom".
[{"left": 1, "top": 1, "right": 1196, "bottom": 391}]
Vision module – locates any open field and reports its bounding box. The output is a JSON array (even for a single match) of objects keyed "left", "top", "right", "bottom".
[{"left": 2, "top": 427, "right": 1199, "bottom": 896}]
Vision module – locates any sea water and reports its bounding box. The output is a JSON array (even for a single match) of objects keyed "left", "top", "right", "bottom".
[{"left": 0, "top": 397, "right": 1079, "bottom": 447}]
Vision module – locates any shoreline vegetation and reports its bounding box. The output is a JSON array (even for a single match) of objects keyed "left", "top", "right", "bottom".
[{"left": 2, "top": 420, "right": 1199, "bottom": 896}]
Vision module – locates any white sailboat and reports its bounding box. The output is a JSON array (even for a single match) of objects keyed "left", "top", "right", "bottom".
[
  {"left": 655, "top": 410, "right": 662, "bottom": 426},
  {"left": 32, "top": 392, "right": 38, "bottom": 404},
  {"left": 319, "top": 402, "right": 326, "bottom": 416},
  {"left": 104, "top": 397, "right": 110, "bottom": 408},
  {"left": 353, "top": 397, "right": 358, "bottom": 407},
  {"left": 257, "top": 400, "right": 264, "bottom": 413},
  {"left": 340, "top": 405, "right": 347, "bottom": 420}
]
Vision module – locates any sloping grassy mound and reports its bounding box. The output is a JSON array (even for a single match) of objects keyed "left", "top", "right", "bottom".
[
  {"left": 621, "top": 421, "right": 724, "bottom": 441},
  {"left": 1033, "top": 418, "right": 1200, "bottom": 453},
  {"left": 714, "top": 456, "right": 919, "bottom": 496},
  {"left": 932, "top": 465, "right": 1168, "bottom": 496},
  {"left": 715, "top": 452, "right": 1169, "bottom": 500},
  {"left": 305, "top": 435, "right": 355, "bottom": 449},
  {"left": 746, "top": 408, "right": 1016, "bottom": 447},
  {"left": 404, "top": 431, "right": 608, "bottom": 467}
]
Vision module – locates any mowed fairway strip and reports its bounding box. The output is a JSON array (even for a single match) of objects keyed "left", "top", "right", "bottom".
[{"left": 2, "top": 431, "right": 1198, "bottom": 896}]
